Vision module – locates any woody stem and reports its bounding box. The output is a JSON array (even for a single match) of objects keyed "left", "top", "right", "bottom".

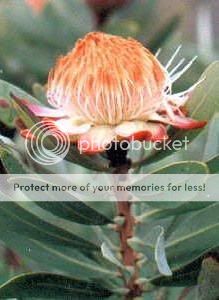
[{"left": 106, "top": 142, "right": 142, "bottom": 299}]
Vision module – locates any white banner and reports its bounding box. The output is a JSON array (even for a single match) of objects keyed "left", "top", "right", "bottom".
[{"left": 0, "top": 174, "right": 217, "bottom": 201}]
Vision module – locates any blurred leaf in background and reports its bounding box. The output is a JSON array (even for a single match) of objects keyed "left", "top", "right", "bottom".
[
  {"left": 0, "top": 0, "right": 184, "bottom": 92},
  {"left": 0, "top": 0, "right": 218, "bottom": 299},
  {"left": 0, "top": 0, "right": 215, "bottom": 101},
  {"left": 0, "top": 0, "right": 93, "bottom": 90}
]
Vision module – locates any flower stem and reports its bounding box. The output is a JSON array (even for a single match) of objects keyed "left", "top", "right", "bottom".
[{"left": 107, "top": 142, "right": 143, "bottom": 299}]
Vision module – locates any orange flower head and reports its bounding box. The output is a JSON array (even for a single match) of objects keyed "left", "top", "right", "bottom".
[
  {"left": 25, "top": 0, "right": 48, "bottom": 13},
  {"left": 24, "top": 32, "right": 206, "bottom": 153},
  {"left": 48, "top": 32, "right": 166, "bottom": 125}
]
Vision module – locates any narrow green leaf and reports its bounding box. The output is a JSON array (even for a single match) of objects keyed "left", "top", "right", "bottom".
[
  {"left": 65, "top": 145, "right": 111, "bottom": 172},
  {"left": 101, "top": 243, "right": 123, "bottom": 268},
  {"left": 0, "top": 272, "right": 113, "bottom": 299},
  {"left": 1, "top": 231, "right": 117, "bottom": 280},
  {"left": 0, "top": 136, "right": 29, "bottom": 174},
  {"left": 135, "top": 161, "right": 208, "bottom": 208},
  {"left": 207, "top": 155, "right": 219, "bottom": 174},
  {"left": 128, "top": 226, "right": 164, "bottom": 261},
  {"left": 37, "top": 202, "right": 112, "bottom": 225},
  {"left": 166, "top": 203, "right": 219, "bottom": 271},
  {"left": 173, "top": 61, "right": 219, "bottom": 143},
  {"left": 136, "top": 202, "right": 213, "bottom": 223},
  {"left": 186, "top": 62, "right": 219, "bottom": 121},
  {"left": 0, "top": 79, "right": 40, "bottom": 126},
  {"left": 152, "top": 161, "right": 208, "bottom": 174},
  {"left": 9, "top": 176, "right": 113, "bottom": 225},
  {"left": 11, "top": 92, "right": 41, "bottom": 128},
  {"left": 152, "top": 257, "right": 202, "bottom": 287},
  {"left": 0, "top": 202, "right": 98, "bottom": 251},
  {"left": 16, "top": 201, "right": 105, "bottom": 247}
]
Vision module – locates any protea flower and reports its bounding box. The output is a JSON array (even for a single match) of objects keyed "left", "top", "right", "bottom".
[
  {"left": 25, "top": 0, "right": 48, "bottom": 13},
  {"left": 21, "top": 32, "right": 206, "bottom": 154}
]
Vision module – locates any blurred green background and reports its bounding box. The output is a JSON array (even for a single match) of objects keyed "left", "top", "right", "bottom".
[
  {"left": 0, "top": 0, "right": 218, "bottom": 292},
  {"left": 0, "top": 0, "right": 218, "bottom": 91},
  {"left": 0, "top": 0, "right": 218, "bottom": 137}
]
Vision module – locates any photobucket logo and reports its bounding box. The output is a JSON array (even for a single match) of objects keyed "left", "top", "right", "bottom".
[
  {"left": 78, "top": 136, "right": 190, "bottom": 154},
  {"left": 25, "top": 121, "right": 70, "bottom": 165}
]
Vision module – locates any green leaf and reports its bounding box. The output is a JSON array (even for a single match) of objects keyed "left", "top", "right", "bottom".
[
  {"left": 198, "top": 257, "right": 219, "bottom": 300},
  {"left": 137, "top": 63, "right": 219, "bottom": 173},
  {"left": 1, "top": 232, "right": 117, "bottom": 280},
  {"left": 0, "top": 202, "right": 98, "bottom": 251},
  {"left": 0, "top": 0, "right": 92, "bottom": 89},
  {"left": 0, "top": 272, "right": 113, "bottom": 299},
  {"left": 141, "top": 287, "right": 193, "bottom": 300},
  {"left": 152, "top": 161, "right": 208, "bottom": 174},
  {"left": 139, "top": 112, "right": 219, "bottom": 173},
  {"left": 107, "top": 296, "right": 121, "bottom": 300},
  {"left": 0, "top": 79, "right": 40, "bottom": 126},
  {"left": 0, "top": 79, "right": 40, "bottom": 104},
  {"left": 207, "top": 155, "right": 219, "bottom": 174},
  {"left": 14, "top": 201, "right": 107, "bottom": 247},
  {"left": 135, "top": 161, "right": 208, "bottom": 209},
  {"left": 101, "top": 243, "right": 123, "bottom": 268},
  {"left": 0, "top": 135, "right": 29, "bottom": 174},
  {"left": 129, "top": 226, "right": 172, "bottom": 277},
  {"left": 36, "top": 202, "right": 112, "bottom": 225},
  {"left": 153, "top": 257, "right": 202, "bottom": 287},
  {"left": 104, "top": 0, "right": 177, "bottom": 51},
  {"left": 0, "top": 201, "right": 119, "bottom": 280},
  {"left": 186, "top": 61, "right": 219, "bottom": 122},
  {"left": 133, "top": 203, "right": 219, "bottom": 285},
  {"left": 150, "top": 203, "right": 219, "bottom": 286},
  {"left": 128, "top": 226, "right": 164, "bottom": 261},
  {"left": 11, "top": 92, "right": 41, "bottom": 128},
  {"left": 174, "top": 61, "right": 219, "bottom": 142},
  {"left": 64, "top": 145, "right": 111, "bottom": 172},
  {"left": 9, "top": 175, "right": 113, "bottom": 225},
  {"left": 136, "top": 202, "right": 213, "bottom": 223},
  {"left": 149, "top": 16, "right": 180, "bottom": 51},
  {"left": 165, "top": 203, "right": 219, "bottom": 272}
]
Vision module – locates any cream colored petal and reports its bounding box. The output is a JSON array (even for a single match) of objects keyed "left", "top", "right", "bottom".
[
  {"left": 78, "top": 126, "right": 116, "bottom": 154},
  {"left": 115, "top": 121, "right": 150, "bottom": 137},
  {"left": 54, "top": 118, "right": 91, "bottom": 135},
  {"left": 115, "top": 121, "right": 168, "bottom": 141}
]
